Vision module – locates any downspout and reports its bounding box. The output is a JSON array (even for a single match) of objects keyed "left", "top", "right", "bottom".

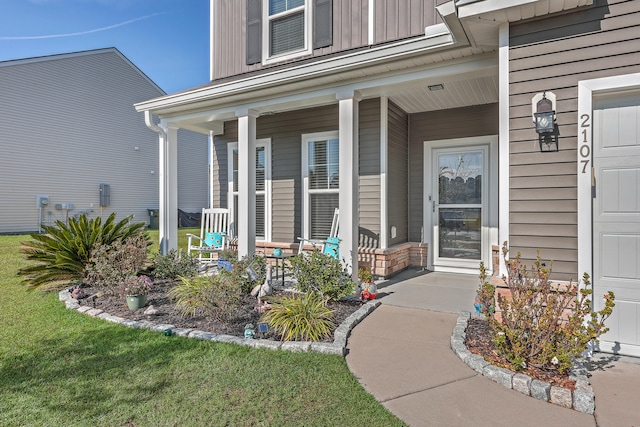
[{"left": 144, "top": 111, "right": 169, "bottom": 255}]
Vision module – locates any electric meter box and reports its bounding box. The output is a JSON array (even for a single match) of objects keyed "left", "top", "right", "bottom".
[{"left": 99, "top": 184, "right": 110, "bottom": 207}]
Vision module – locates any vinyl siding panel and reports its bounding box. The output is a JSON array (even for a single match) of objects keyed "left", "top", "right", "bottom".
[
  {"left": 212, "top": 0, "right": 441, "bottom": 80},
  {"left": 388, "top": 100, "right": 409, "bottom": 246},
  {"left": 408, "top": 104, "right": 499, "bottom": 242},
  {"left": 212, "top": 100, "right": 382, "bottom": 245},
  {"left": 507, "top": 0, "right": 640, "bottom": 280},
  {"left": 359, "top": 98, "right": 381, "bottom": 248},
  {"left": 0, "top": 49, "right": 207, "bottom": 234}
]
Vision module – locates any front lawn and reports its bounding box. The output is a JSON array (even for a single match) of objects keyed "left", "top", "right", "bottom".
[{"left": 0, "top": 232, "right": 403, "bottom": 426}]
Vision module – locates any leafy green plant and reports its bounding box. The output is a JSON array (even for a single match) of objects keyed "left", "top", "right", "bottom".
[
  {"left": 18, "top": 213, "right": 147, "bottom": 290},
  {"left": 260, "top": 292, "right": 335, "bottom": 341},
  {"left": 358, "top": 265, "right": 374, "bottom": 284},
  {"left": 150, "top": 249, "right": 198, "bottom": 280},
  {"left": 169, "top": 274, "right": 242, "bottom": 321},
  {"left": 84, "top": 232, "right": 149, "bottom": 295},
  {"left": 486, "top": 243, "right": 615, "bottom": 373},
  {"left": 220, "top": 253, "right": 266, "bottom": 294},
  {"left": 289, "top": 249, "right": 355, "bottom": 302},
  {"left": 475, "top": 261, "right": 495, "bottom": 316}
]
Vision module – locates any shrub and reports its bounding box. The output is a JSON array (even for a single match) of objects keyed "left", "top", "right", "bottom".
[
  {"left": 19, "top": 213, "right": 147, "bottom": 290},
  {"left": 169, "top": 274, "right": 242, "bottom": 321},
  {"left": 475, "top": 262, "right": 495, "bottom": 316},
  {"left": 288, "top": 249, "right": 355, "bottom": 302},
  {"left": 485, "top": 243, "right": 615, "bottom": 374},
  {"left": 151, "top": 249, "right": 198, "bottom": 280},
  {"left": 84, "top": 233, "right": 149, "bottom": 295},
  {"left": 260, "top": 292, "right": 335, "bottom": 341},
  {"left": 221, "top": 253, "right": 267, "bottom": 294},
  {"left": 122, "top": 275, "right": 153, "bottom": 296}
]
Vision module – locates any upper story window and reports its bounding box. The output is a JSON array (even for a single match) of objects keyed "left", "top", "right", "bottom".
[
  {"left": 246, "top": 0, "right": 332, "bottom": 66},
  {"left": 267, "top": 0, "right": 308, "bottom": 58}
]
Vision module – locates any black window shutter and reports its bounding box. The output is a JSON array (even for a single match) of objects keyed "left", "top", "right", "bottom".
[
  {"left": 313, "top": 0, "right": 332, "bottom": 49},
  {"left": 246, "top": 0, "right": 262, "bottom": 65}
]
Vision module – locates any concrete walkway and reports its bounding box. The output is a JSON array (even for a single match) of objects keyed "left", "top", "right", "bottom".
[{"left": 345, "top": 270, "right": 640, "bottom": 427}]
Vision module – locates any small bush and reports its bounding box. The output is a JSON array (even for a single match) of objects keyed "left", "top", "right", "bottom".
[
  {"left": 122, "top": 275, "right": 153, "bottom": 296},
  {"left": 289, "top": 249, "right": 355, "bottom": 302},
  {"left": 260, "top": 292, "right": 335, "bottom": 341},
  {"left": 221, "top": 253, "right": 267, "bottom": 294},
  {"left": 169, "top": 274, "right": 242, "bottom": 321},
  {"left": 18, "top": 213, "right": 146, "bottom": 290},
  {"left": 475, "top": 262, "right": 495, "bottom": 316},
  {"left": 485, "top": 243, "right": 615, "bottom": 374},
  {"left": 84, "top": 233, "right": 149, "bottom": 295},
  {"left": 151, "top": 249, "right": 198, "bottom": 280}
]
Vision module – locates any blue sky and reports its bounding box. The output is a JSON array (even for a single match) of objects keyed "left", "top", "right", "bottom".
[{"left": 0, "top": 0, "right": 210, "bottom": 94}]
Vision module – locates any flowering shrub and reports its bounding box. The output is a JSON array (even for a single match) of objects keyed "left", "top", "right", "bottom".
[
  {"left": 480, "top": 243, "right": 615, "bottom": 374},
  {"left": 85, "top": 233, "right": 149, "bottom": 295},
  {"left": 122, "top": 275, "right": 153, "bottom": 296}
]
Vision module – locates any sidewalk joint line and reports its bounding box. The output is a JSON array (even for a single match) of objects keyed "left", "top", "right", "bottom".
[{"left": 380, "top": 373, "right": 478, "bottom": 404}]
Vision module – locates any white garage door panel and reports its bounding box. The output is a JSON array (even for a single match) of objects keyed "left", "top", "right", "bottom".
[
  {"left": 593, "top": 94, "right": 640, "bottom": 357},
  {"left": 600, "top": 234, "right": 640, "bottom": 280}
]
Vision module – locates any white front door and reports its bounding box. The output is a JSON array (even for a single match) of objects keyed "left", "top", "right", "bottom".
[
  {"left": 593, "top": 91, "right": 640, "bottom": 356},
  {"left": 432, "top": 145, "right": 489, "bottom": 271}
]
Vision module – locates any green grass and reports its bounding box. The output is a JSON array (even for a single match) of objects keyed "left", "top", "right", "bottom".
[{"left": 0, "top": 232, "right": 403, "bottom": 426}]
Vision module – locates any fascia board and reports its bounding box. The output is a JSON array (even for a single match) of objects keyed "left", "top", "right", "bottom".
[{"left": 135, "top": 30, "right": 455, "bottom": 115}]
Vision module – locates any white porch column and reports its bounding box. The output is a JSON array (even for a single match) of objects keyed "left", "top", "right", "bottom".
[
  {"left": 159, "top": 122, "right": 179, "bottom": 255},
  {"left": 498, "top": 22, "right": 510, "bottom": 276},
  {"left": 337, "top": 90, "right": 361, "bottom": 280},
  {"left": 236, "top": 109, "right": 258, "bottom": 257}
]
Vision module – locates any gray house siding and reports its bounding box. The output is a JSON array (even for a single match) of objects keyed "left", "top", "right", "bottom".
[
  {"left": 212, "top": 99, "right": 382, "bottom": 245},
  {"left": 508, "top": 0, "right": 640, "bottom": 281},
  {"left": 211, "top": 0, "right": 441, "bottom": 81},
  {"left": 0, "top": 49, "right": 208, "bottom": 234},
  {"left": 408, "top": 104, "right": 499, "bottom": 243},
  {"left": 388, "top": 99, "right": 409, "bottom": 246}
]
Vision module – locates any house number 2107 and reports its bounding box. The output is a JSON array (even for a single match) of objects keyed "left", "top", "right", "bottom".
[{"left": 580, "top": 113, "right": 591, "bottom": 174}]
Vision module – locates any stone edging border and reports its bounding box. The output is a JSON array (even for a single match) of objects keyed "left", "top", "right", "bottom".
[
  {"left": 59, "top": 288, "right": 381, "bottom": 356},
  {"left": 451, "top": 311, "right": 595, "bottom": 414}
]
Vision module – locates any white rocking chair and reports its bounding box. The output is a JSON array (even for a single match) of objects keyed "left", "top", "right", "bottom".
[
  {"left": 297, "top": 208, "right": 340, "bottom": 259},
  {"left": 187, "top": 208, "right": 230, "bottom": 267}
]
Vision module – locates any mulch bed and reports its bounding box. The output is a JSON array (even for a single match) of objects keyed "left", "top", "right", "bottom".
[
  {"left": 74, "top": 280, "right": 364, "bottom": 342},
  {"left": 464, "top": 318, "right": 576, "bottom": 390}
]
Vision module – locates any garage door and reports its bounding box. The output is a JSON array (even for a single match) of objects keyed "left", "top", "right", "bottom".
[{"left": 593, "top": 92, "right": 640, "bottom": 357}]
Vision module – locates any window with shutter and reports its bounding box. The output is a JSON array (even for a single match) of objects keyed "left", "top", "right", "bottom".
[
  {"left": 302, "top": 132, "right": 339, "bottom": 240},
  {"left": 253, "top": 0, "right": 332, "bottom": 65}
]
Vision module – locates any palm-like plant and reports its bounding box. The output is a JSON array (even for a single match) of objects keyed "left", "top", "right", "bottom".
[{"left": 19, "top": 213, "right": 147, "bottom": 290}]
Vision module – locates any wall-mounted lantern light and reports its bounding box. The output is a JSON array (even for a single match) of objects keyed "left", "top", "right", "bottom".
[{"left": 532, "top": 91, "right": 558, "bottom": 152}]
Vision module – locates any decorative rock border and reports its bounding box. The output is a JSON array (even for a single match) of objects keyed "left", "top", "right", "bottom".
[
  {"left": 451, "top": 311, "right": 595, "bottom": 414},
  {"left": 59, "top": 288, "right": 380, "bottom": 356}
]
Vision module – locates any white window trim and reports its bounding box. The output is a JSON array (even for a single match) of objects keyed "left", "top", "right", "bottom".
[
  {"left": 262, "top": 0, "right": 312, "bottom": 65},
  {"left": 301, "top": 130, "right": 339, "bottom": 240},
  {"left": 227, "top": 139, "right": 272, "bottom": 241}
]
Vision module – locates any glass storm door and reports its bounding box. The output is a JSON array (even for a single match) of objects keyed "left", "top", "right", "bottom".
[{"left": 433, "top": 146, "right": 487, "bottom": 269}]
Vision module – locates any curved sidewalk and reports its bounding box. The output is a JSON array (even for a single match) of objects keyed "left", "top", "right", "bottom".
[{"left": 345, "top": 270, "right": 640, "bottom": 427}]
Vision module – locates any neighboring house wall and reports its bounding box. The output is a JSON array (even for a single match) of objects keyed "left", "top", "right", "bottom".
[
  {"left": 212, "top": 99, "right": 382, "bottom": 246},
  {"left": 211, "top": 0, "right": 441, "bottom": 81},
  {"left": 508, "top": 0, "right": 640, "bottom": 281},
  {"left": 0, "top": 49, "right": 207, "bottom": 234},
  {"left": 408, "top": 103, "right": 499, "bottom": 242}
]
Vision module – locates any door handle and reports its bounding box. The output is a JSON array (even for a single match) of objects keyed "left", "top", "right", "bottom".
[{"left": 432, "top": 201, "right": 436, "bottom": 213}]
